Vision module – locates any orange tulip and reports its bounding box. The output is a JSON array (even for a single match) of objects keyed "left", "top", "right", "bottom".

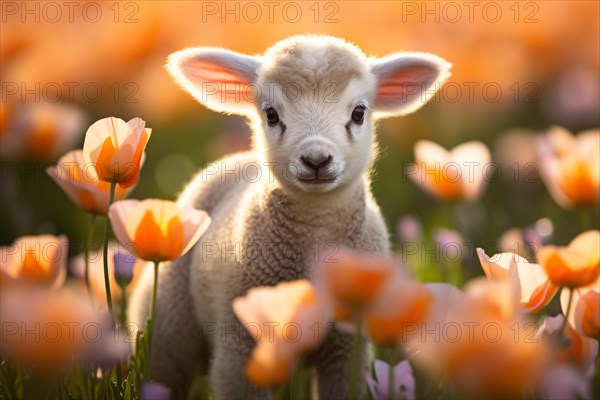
[
  {"left": 537, "top": 126, "right": 599, "bottom": 208},
  {"left": 0, "top": 235, "right": 67, "bottom": 289},
  {"left": 233, "top": 280, "right": 330, "bottom": 388},
  {"left": 364, "top": 277, "right": 433, "bottom": 346},
  {"left": 538, "top": 230, "right": 600, "bottom": 288},
  {"left": 477, "top": 249, "right": 558, "bottom": 313},
  {"left": 47, "top": 150, "right": 134, "bottom": 214},
  {"left": 244, "top": 341, "right": 297, "bottom": 389},
  {"left": 0, "top": 102, "right": 86, "bottom": 162},
  {"left": 108, "top": 199, "right": 210, "bottom": 263},
  {"left": 404, "top": 283, "right": 467, "bottom": 373},
  {"left": 422, "top": 278, "right": 547, "bottom": 399},
  {"left": 0, "top": 288, "right": 107, "bottom": 372},
  {"left": 409, "top": 140, "right": 491, "bottom": 202},
  {"left": 561, "top": 280, "right": 600, "bottom": 340},
  {"left": 314, "top": 248, "right": 396, "bottom": 321},
  {"left": 83, "top": 117, "right": 151, "bottom": 188}
]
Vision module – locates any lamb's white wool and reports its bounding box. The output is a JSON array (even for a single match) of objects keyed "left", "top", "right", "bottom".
[{"left": 130, "top": 34, "right": 451, "bottom": 399}]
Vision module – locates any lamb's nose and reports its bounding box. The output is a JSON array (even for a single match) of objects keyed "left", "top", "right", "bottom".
[{"left": 300, "top": 155, "right": 333, "bottom": 172}]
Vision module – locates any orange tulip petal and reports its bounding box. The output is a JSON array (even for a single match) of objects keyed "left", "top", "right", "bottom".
[
  {"left": 329, "top": 264, "right": 390, "bottom": 308},
  {"left": 525, "top": 282, "right": 558, "bottom": 313},
  {"left": 165, "top": 216, "right": 184, "bottom": 261},
  {"left": 118, "top": 131, "right": 149, "bottom": 188},
  {"left": 430, "top": 165, "right": 463, "bottom": 200},
  {"left": 581, "top": 291, "right": 600, "bottom": 340},
  {"left": 245, "top": 343, "right": 293, "bottom": 388},
  {"left": 95, "top": 136, "right": 118, "bottom": 182},
  {"left": 134, "top": 210, "right": 165, "bottom": 262},
  {"left": 558, "top": 158, "right": 597, "bottom": 206},
  {"left": 21, "top": 250, "right": 51, "bottom": 282},
  {"left": 366, "top": 288, "right": 432, "bottom": 346},
  {"left": 24, "top": 122, "right": 55, "bottom": 160},
  {"left": 78, "top": 190, "right": 99, "bottom": 213},
  {"left": 543, "top": 251, "right": 598, "bottom": 288}
]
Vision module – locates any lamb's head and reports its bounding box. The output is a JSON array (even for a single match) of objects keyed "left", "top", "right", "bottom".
[{"left": 167, "top": 35, "right": 451, "bottom": 193}]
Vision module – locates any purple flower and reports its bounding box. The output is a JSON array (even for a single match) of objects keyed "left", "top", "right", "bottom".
[
  {"left": 113, "top": 250, "right": 136, "bottom": 286},
  {"left": 141, "top": 382, "right": 172, "bottom": 400},
  {"left": 539, "top": 365, "right": 592, "bottom": 400},
  {"left": 86, "top": 312, "right": 131, "bottom": 368},
  {"left": 367, "top": 360, "right": 416, "bottom": 400},
  {"left": 396, "top": 215, "right": 423, "bottom": 244},
  {"left": 433, "top": 228, "right": 463, "bottom": 262}
]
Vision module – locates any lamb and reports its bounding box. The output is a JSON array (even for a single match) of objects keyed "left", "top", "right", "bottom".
[{"left": 129, "top": 34, "right": 451, "bottom": 399}]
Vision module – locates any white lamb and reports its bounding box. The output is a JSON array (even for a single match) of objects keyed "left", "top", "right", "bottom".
[{"left": 129, "top": 34, "right": 450, "bottom": 399}]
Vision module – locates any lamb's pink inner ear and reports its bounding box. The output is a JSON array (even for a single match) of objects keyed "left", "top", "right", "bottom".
[
  {"left": 186, "top": 59, "right": 251, "bottom": 86},
  {"left": 168, "top": 47, "right": 260, "bottom": 115},
  {"left": 181, "top": 57, "right": 256, "bottom": 106},
  {"left": 375, "top": 66, "right": 436, "bottom": 107}
]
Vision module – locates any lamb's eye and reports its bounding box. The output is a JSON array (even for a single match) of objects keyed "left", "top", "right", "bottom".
[
  {"left": 265, "top": 108, "right": 279, "bottom": 125},
  {"left": 351, "top": 105, "right": 365, "bottom": 125}
]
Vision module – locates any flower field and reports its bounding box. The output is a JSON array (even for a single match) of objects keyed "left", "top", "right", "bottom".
[{"left": 1, "top": 1, "right": 599, "bottom": 399}]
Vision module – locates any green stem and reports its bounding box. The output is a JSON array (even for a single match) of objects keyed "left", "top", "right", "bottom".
[
  {"left": 271, "top": 385, "right": 285, "bottom": 400},
  {"left": 560, "top": 287, "right": 573, "bottom": 334},
  {"left": 349, "top": 318, "right": 363, "bottom": 400},
  {"left": 291, "top": 357, "right": 310, "bottom": 400},
  {"left": 145, "top": 261, "right": 160, "bottom": 379},
  {"left": 116, "top": 283, "right": 127, "bottom": 398},
  {"left": 0, "top": 362, "right": 18, "bottom": 400},
  {"left": 579, "top": 209, "right": 592, "bottom": 231},
  {"left": 116, "top": 365, "right": 122, "bottom": 399},
  {"left": 388, "top": 348, "right": 397, "bottom": 400},
  {"left": 87, "top": 368, "right": 94, "bottom": 400},
  {"left": 84, "top": 214, "right": 97, "bottom": 303},
  {"left": 102, "top": 182, "right": 117, "bottom": 318},
  {"left": 149, "top": 261, "right": 159, "bottom": 340}
]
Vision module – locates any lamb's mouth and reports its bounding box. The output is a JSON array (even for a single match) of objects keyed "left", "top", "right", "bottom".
[{"left": 298, "top": 177, "right": 337, "bottom": 184}]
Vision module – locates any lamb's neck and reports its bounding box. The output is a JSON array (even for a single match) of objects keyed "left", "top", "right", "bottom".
[{"left": 261, "top": 179, "right": 367, "bottom": 231}]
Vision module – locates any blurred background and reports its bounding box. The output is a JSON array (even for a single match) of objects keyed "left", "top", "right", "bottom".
[{"left": 1, "top": 0, "right": 599, "bottom": 278}]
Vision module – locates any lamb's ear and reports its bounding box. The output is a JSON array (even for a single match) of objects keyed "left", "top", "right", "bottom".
[
  {"left": 370, "top": 53, "right": 451, "bottom": 118},
  {"left": 167, "top": 48, "right": 260, "bottom": 115}
]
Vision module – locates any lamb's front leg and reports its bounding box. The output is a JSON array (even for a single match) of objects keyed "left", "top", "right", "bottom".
[
  {"left": 209, "top": 311, "right": 270, "bottom": 400},
  {"left": 312, "top": 325, "right": 366, "bottom": 400},
  {"left": 128, "top": 254, "right": 205, "bottom": 398}
]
